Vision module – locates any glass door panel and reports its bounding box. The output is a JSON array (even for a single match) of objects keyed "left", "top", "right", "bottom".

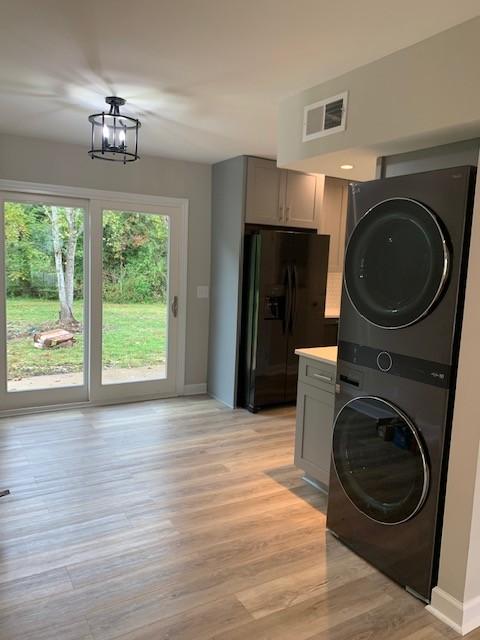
[
  {"left": 101, "top": 209, "right": 170, "bottom": 385},
  {"left": 1, "top": 194, "right": 89, "bottom": 410}
]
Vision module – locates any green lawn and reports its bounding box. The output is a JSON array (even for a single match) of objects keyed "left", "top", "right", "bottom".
[{"left": 6, "top": 298, "right": 166, "bottom": 380}]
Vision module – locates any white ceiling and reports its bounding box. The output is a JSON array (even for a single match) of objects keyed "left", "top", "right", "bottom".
[{"left": 0, "top": 1, "right": 478, "bottom": 164}]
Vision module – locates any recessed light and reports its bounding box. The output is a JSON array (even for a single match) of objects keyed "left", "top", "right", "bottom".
[{"left": 340, "top": 164, "right": 354, "bottom": 170}]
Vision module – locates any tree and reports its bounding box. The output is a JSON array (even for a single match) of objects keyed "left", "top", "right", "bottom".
[
  {"left": 102, "top": 211, "right": 168, "bottom": 303},
  {"left": 5, "top": 202, "right": 51, "bottom": 297},
  {"left": 45, "top": 206, "right": 83, "bottom": 327}
]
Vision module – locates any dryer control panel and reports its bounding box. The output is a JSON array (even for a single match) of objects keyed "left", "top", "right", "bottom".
[{"left": 338, "top": 340, "right": 451, "bottom": 389}]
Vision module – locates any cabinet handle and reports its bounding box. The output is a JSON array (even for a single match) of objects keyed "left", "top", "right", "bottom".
[
  {"left": 278, "top": 206, "right": 284, "bottom": 221},
  {"left": 312, "top": 372, "right": 333, "bottom": 383},
  {"left": 285, "top": 206, "right": 290, "bottom": 221}
]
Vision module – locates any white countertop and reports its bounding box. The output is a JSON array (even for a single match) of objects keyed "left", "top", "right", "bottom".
[{"left": 295, "top": 346, "right": 338, "bottom": 366}]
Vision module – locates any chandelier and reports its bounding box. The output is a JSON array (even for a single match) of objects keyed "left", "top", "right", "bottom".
[{"left": 88, "top": 97, "right": 141, "bottom": 163}]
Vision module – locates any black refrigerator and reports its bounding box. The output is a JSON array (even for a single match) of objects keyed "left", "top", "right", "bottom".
[{"left": 238, "top": 229, "right": 330, "bottom": 412}]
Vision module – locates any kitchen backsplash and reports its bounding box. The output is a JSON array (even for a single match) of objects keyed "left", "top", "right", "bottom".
[{"left": 326, "top": 271, "right": 342, "bottom": 314}]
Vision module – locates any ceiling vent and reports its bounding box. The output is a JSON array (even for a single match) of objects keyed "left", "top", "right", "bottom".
[{"left": 302, "top": 91, "right": 348, "bottom": 142}]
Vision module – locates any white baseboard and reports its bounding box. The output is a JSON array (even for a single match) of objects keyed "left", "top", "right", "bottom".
[
  {"left": 427, "top": 587, "right": 480, "bottom": 635},
  {"left": 183, "top": 383, "right": 207, "bottom": 396}
]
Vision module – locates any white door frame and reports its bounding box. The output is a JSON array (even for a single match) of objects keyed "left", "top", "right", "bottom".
[
  {"left": 89, "top": 198, "right": 183, "bottom": 404},
  {"left": 0, "top": 179, "right": 188, "bottom": 416}
]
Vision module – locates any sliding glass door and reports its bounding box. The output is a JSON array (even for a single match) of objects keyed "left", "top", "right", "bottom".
[
  {"left": 89, "top": 201, "right": 180, "bottom": 404},
  {"left": 0, "top": 192, "right": 89, "bottom": 410},
  {"left": 0, "top": 192, "right": 183, "bottom": 412}
]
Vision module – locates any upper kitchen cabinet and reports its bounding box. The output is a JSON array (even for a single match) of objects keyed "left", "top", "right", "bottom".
[
  {"left": 318, "top": 176, "right": 349, "bottom": 272},
  {"left": 245, "top": 157, "right": 318, "bottom": 229},
  {"left": 245, "top": 157, "right": 284, "bottom": 226},
  {"left": 284, "top": 170, "right": 317, "bottom": 228}
]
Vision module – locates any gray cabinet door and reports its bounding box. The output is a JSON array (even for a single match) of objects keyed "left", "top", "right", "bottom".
[
  {"left": 319, "top": 177, "right": 348, "bottom": 272},
  {"left": 294, "top": 380, "right": 334, "bottom": 487},
  {"left": 284, "top": 171, "right": 317, "bottom": 228},
  {"left": 245, "top": 157, "right": 285, "bottom": 226}
]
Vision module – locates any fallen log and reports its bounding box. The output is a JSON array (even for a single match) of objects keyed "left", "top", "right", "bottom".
[{"left": 33, "top": 329, "right": 75, "bottom": 349}]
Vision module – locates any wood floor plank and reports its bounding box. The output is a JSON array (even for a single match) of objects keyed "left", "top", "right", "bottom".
[
  {"left": 0, "top": 567, "right": 73, "bottom": 612},
  {"left": 0, "top": 396, "right": 462, "bottom": 640},
  {"left": 67, "top": 513, "right": 325, "bottom": 590},
  {"left": 0, "top": 516, "right": 176, "bottom": 584},
  {"left": 96, "top": 596, "right": 252, "bottom": 640},
  {"left": 236, "top": 545, "right": 376, "bottom": 619},
  {"left": 209, "top": 572, "right": 395, "bottom": 640},
  {"left": 304, "top": 597, "right": 428, "bottom": 640},
  {"left": 0, "top": 614, "right": 92, "bottom": 640}
]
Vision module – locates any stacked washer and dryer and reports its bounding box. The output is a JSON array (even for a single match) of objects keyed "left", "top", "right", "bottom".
[{"left": 327, "top": 166, "right": 476, "bottom": 602}]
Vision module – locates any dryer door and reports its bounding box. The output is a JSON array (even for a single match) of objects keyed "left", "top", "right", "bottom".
[
  {"left": 344, "top": 198, "right": 449, "bottom": 329},
  {"left": 332, "top": 396, "right": 429, "bottom": 525}
]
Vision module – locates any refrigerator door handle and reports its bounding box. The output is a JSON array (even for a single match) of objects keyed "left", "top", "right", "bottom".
[
  {"left": 289, "top": 265, "right": 297, "bottom": 334},
  {"left": 283, "top": 265, "right": 292, "bottom": 335}
]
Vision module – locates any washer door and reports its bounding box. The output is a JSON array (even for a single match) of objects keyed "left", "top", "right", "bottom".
[
  {"left": 332, "top": 397, "right": 429, "bottom": 525},
  {"left": 344, "top": 198, "right": 449, "bottom": 329}
]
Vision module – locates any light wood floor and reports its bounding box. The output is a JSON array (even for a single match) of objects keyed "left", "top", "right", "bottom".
[{"left": 0, "top": 396, "right": 474, "bottom": 639}]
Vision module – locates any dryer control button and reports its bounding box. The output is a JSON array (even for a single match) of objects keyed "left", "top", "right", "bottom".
[{"left": 377, "top": 351, "right": 393, "bottom": 372}]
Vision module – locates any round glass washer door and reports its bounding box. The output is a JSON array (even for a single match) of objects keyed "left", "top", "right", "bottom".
[
  {"left": 332, "top": 396, "right": 429, "bottom": 525},
  {"left": 344, "top": 198, "right": 449, "bottom": 329}
]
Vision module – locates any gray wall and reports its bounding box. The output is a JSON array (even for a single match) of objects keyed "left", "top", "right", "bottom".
[
  {"left": 278, "top": 17, "right": 480, "bottom": 181},
  {"left": 382, "top": 138, "right": 480, "bottom": 177},
  {"left": 0, "top": 133, "right": 211, "bottom": 386},
  {"left": 208, "top": 156, "right": 246, "bottom": 407}
]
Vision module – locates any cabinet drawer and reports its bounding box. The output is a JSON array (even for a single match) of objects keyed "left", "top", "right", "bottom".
[{"left": 298, "top": 357, "right": 335, "bottom": 393}]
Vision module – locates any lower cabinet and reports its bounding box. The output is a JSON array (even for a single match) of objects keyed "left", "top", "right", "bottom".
[{"left": 294, "top": 369, "right": 335, "bottom": 489}]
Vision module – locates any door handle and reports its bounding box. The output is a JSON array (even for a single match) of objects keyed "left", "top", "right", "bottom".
[
  {"left": 283, "top": 267, "right": 291, "bottom": 335},
  {"left": 288, "top": 265, "right": 297, "bottom": 334},
  {"left": 171, "top": 295, "right": 178, "bottom": 318},
  {"left": 312, "top": 372, "right": 333, "bottom": 383}
]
